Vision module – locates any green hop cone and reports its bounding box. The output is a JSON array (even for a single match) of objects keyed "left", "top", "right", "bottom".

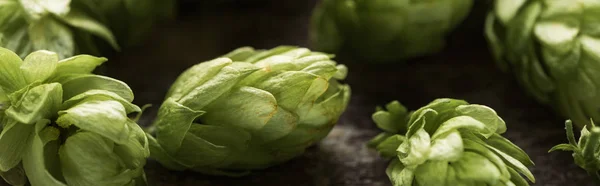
[
  {"left": 310, "top": 0, "right": 474, "bottom": 62},
  {"left": 0, "top": 0, "right": 174, "bottom": 59},
  {"left": 550, "top": 120, "right": 600, "bottom": 182},
  {"left": 368, "top": 99, "right": 535, "bottom": 186},
  {"left": 485, "top": 0, "right": 600, "bottom": 128},
  {"left": 147, "top": 46, "right": 351, "bottom": 176},
  {"left": 0, "top": 48, "right": 149, "bottom": 186}
]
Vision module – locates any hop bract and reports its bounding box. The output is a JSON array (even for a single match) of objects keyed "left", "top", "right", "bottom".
[
  {"left": 0, "top": 0, "right": 174, "bottom": 58},
  {"left": 486, "top": 0, "right": 600, "bottom": 128},
  {"left": 368, "top": 99, "right": 535, "bottom": 186},
  {"left": 0, "top": 48, "right": 148, "bottom": 186},
  {"left": 147, "top": 46, "right": 351, "bottom": 175},
  {"left": 310, "top": 0, "right": 474, "bottom": 62}
]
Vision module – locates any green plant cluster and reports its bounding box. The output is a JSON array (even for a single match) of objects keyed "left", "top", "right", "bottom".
[{"left": 0, "top": 0, "right": 599, "bottom": 185}]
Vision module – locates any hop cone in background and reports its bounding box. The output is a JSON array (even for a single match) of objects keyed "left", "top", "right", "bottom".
[
  {"left": 93, "top": 0, "right": 176, "bottom": 49},
  {"left": 486, "top": 0, "right": 600, "bottom": 128},
  {"left": 310, "top": 0, "right": 474, "bottom": 62},
  {"left": 0, "top": 0, "right": 175, "bottom": 59},
  {"left": 368, "top": 99, "right": 535, "bottom": 186},
  {"left": 0, "top": 48, "right": 148, "bottom": 186},
  {"left": 550, "top": 120, "right": 600, "bottom": 182},
  {"left": 147, "top": 46, "right": 351, "bottom": 176}
]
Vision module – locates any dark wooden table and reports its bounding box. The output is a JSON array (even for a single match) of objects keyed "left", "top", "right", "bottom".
[{"left": 5, "top": 0, "right": 595, "bottom": 185}]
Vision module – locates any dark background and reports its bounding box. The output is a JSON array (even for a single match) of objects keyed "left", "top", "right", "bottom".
[{"left": 15, "top": 0, "right": 597, "bottom": 185}]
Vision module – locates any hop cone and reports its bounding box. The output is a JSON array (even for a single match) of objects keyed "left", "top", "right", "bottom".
[
  {"left": 0, "top": 48, "right": 148, "bottom": 186},
  {"left": 486, "top": 0, "right": 600, "bottom": 128},
  {"left": 310, "top": 0, "right": 474, "bottom": 62},
  {"left": 368, "top": 99, "right": 535, "bottom": 186},
  {"left": 147, "top": 46, "right": 351, "bottom": 176},
  {"left": 0, "top": 0, "right": 174, "bottom": 58}
]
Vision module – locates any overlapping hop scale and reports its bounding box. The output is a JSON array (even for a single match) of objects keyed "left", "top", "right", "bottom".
[
  {"left": 486, "top": 0, "right": 600, "bottom": 128},
  {"left": 147, "top": 46, "right": 351, "bottom": 176},
  {"left": 368, "top": 98, "right": 535, "bottom": 186},
  {"left": 310, "top": 0, "right": 474, "bottom": 62},
  {"left": 0, "top": 47, "right": 148, "bottom": 186}
]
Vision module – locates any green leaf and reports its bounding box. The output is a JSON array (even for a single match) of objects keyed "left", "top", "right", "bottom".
[
  {"left": 333, "top": 64, "right": 347, "bottom": 80},
  {"left": 146, "top": 134, "right": 188, "bottom": 171},
  {"left": 299, "top": 60, "right": 339, "bottom": 80},
  {"left": 398, "top": 128, "right": 431, "bottom": 167},
  {"left": 0, "top": 165, "right": 27, "bottom": 186},
  {"left": 58, "top": 74, "right": 134, "bottom": 102},
  {"left": 52, "top": 55, "right": 106, "bottom": 76},
  {"left": 540, "top": 39, "right": 581, "bottom": 78},
  {"left": 485, "top": 143, "right": 535, "bottom": 183},
  {"left": 5, "top": 83, "right": 63, "bottom": 124},
  {"left": 494, "top": 0, "right": 527, "bottom": 24},
  {"left": 28, "top": 17, "right": 74, "bottom": 59},
  {"left": 0, "top": 119, "right": 34, "bottom": 172},
  {"left": 173, "top": 128, "right": 231, "bottom": 167},
  {"left": 372, "top": 101, "right": 409, "bottom": 134},
  {"left": 176, "top": 124, "right": 252, "bottom": 166},
  {"left": 549, "top": 144, "right": 578, "bottom": 152},
  {"left": 505, "top": 1, "right": 541, "bottom": 57},
  {"left": 177, "top": 62, "right": 260, "bottom": 109},
  {"left": 61, "top": 89, "right": 141, "bottom": 114},
  {"left": 59, "top": 132, "right": 139, "bottom": 186},
  {"left": 408, "top": 98, "right": 468, "bottom": 134},
  {"left": 56, "top": 100, "right": 130, "bottom": 144},
  {"left": 428, "top": 130, "right": 463, "bottom": 162},
  {"left": 385, "top": 159, "right": 414, "bottom": 186},
  {"left": 484, "top": 133, "right": 535, "bottom": 167},
  {"left": 534, "top": 20, "right": 580, "bottom": 55},
  {"left": 451, "top": 151, "right": 503, "bottom": 185},
  {"left": 252, "top": 104, "right": 298, "bottom": 143},
  {"left": 202, "top": 86, "right": 278, "bottom": 132},
  {"left": 113, "top": 120, "right": 148, "bottom": 169},
  {"left": 456, "top": 104, "right": 507, "bottom": 136},
  {"left": 463, "top": 139, "right": 511, "bottom": 181},
  {"left": 221, "top": 47, "right": 258, "bottom": 61},
  {"left": 0, "top": 47, "right": 27, "bottom": 93},
  {"left": 22, "top": 119, "right": 65, "bottom": 186},
  {"left": 375, "top": 134, "right": 406, "bottom": 158},
  {"left": 253, "top": 71, "right": 326, "bottom": 112},
  {"left": 507, "top": 167, "right": 529, "bottom": 186},
  {"left": 406, "top": 108, "right": 437, "bottom": 138},
  {"left": 167, "top": 58, "right": 232, "bottom": 100},
  {"left": 20, "top": 50, "right": 58, "bottom": 83},
  {"left": 60, "top": 9, "right": 119, "bottom": 50},
  {"left": 431, "top": 116, "right": 487, "bottom": 140},
  {"left": 367, "top": 132, "right": 393, "bottom": 148},
  {"left": 414, "top": 161, "right": 448, "bottom": 186},
  {"left": 154, "top": 98, "right": 205, "bottom": 154},
  {"left": 244, "top": 46, "right": 296, "bottom": 63}
]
